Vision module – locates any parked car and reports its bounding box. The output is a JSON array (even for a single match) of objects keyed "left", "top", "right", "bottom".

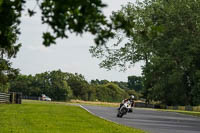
[{"left": 41, "top": 94, "right": 51, "bottom": 101}]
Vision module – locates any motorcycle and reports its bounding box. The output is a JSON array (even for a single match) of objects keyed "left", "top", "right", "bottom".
[{"left": 117, "top": 100, "right": 132, "bottom": 118}]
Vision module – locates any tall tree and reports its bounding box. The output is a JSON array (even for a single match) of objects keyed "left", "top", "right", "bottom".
[
  {"left": 48, "top": 70, "right": 73, "bottom": 101},
  {"left": 128, "top": 76, "right": 143, "bottom": 92},
  {"left": 90, "top": 0, "right": 200, "bottom": 105},
  {"left": 95, "top": 82, "right": 128, "bottom": 102},
  {"left": 66, "top": 73, "right": 89, "bottom": 100},
  {"left": 0, "top": 0, "right": 24, "bottom": 92}
]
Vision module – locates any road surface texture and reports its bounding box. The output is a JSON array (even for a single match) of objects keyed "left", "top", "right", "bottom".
[{"left": 81, "top": 105, "right": 200, "bottom": 133}]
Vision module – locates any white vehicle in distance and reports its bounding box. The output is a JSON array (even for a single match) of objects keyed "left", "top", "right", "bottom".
[{"left": 41, "top": 94, "right": 51, "bottom": 101}]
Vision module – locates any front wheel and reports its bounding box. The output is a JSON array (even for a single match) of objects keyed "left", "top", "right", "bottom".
[{"left": 117, "top": 107, "right": 127, "bottom": 118}]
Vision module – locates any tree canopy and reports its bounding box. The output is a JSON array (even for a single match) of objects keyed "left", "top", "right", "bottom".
[
  {"left": 90, "top": 0, "right": 200, "bottom": 106},
  {"left": 0, "top": 0, "right": 113, "bottom": 48}
]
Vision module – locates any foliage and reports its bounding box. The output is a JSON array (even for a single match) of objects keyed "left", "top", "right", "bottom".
[
  {"left": 0, "top": 0, "right": 23, "bottom": 92},
  {"left": 10, "top": 70, "right": 73, "bottom": 101},
  {"left": 0, "top": 0, "right": 24, "bottom": 50},
  {"left": 0, "top": 0, "right": 113, "bottom": 47},
  {"left": 90, "top": 0, "right": 200, "bottom": 106},
  {"left": 126, "top": 89, "right": 141, "bottom": 100},
  {"left": 95, "top": 82, "right": 128, "bottom": 102},
  {"left": 112, "top": 81, "right": 129, "bottom": 90},
  {"left": 0, "top": 59, "right": 18, "bottom": 92},
  {"left": 128, "top": 76, "right": 143, "bottom": 92},
  {"left": 91, "top": 79, "right": 109, "bottom": 85},
  {"left": 66, "top": 73, "right": 90, "bottom": 100},
  {"left": 39, "top": 0, "right": 114, "bottom": 46},
  {"left": 10, "top": 75, "right": 34, "bottom": 96},
  {"left": 9, "top": 70, "right": 136, "bottom": 102},
  {"left": 46, "top": 70, "right": 73, "bottom": 101}
]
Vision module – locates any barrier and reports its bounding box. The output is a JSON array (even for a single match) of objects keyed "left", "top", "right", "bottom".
[
  {"left": 135, "top": 102, "right": 155, "bottom": 108},
  {"left": 135, "top": 102, "right": 200, "bottom": 112},
  {"left": 0, "top": 92, "right": 22, "bottom": 104},
  {"left": 166, "top": 106, "right": 200, "bottom": 112},
  {"left": 0, "top": 93, "right": 10, "bottom": 103}
]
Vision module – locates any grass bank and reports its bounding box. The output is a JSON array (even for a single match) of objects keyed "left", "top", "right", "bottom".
[
  {"left": 70, "top": 99, "right": 119, "bottom": 107},
  {"left": 0, "top": 100, "right": 145, "bottom": 133},
  {"left": 70, "top": 100, "right": 144, "bottom": 107},
  {"left": 156, "top": 109, "right": 200, "bottom": 117}
]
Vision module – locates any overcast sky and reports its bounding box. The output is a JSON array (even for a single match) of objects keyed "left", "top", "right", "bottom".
[{"left": 11, "top": 0, "right": 142, "bottom": 82}]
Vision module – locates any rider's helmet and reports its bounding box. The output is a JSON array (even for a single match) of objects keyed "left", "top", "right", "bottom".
[{"left": 130, "top": 95, "right": 134, "bottom": 100}]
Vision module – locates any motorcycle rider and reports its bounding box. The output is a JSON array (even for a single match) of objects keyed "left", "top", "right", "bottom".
[{"left": 118, "top": 95, "right": 135, "bottom": 110}]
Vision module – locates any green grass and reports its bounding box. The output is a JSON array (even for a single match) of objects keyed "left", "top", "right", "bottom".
[
  {"left": 0, "top": 100, "right": 145, "bottom": 133},
  {"left": 70, "top": 100, "right": 119, "bottom": 107}
]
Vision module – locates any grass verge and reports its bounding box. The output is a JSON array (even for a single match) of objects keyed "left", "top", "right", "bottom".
[
  {"left": 0, "top": 100, "right": 146, "bottom": 133},
  {"left": 70, "top": 100, "right": 119, "bottom": 107},
  {"left": 156, "top": 109, "right": 200, "bottom": 117},
  {"left": 70, "top": 100, "right": 144, "bottom": 107}
]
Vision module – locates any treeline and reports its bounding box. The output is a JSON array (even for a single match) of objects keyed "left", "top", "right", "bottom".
[{"left": 8, "top": 70, "right": 142, "bottom": 102}]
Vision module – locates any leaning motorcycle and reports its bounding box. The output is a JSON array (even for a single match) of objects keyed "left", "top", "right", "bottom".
[{"left": 117, "top": 100, "right": 132, "bottom": 118}]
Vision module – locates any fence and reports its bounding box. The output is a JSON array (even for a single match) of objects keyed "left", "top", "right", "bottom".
[
  {"left": 135, "top": 102, "right": 200, "bottom": 112},
  {"left": 135, "top": 102, "right": 155, "bottom": 108},
  {"left": 166, "top": 106, "right": 200, "bottom": 112},
  {"left": 0, "top": 92, "right": 22, "bottom": 104},
  {"left": 23, "top": 96, "right": 39, "bottom": 100},
  {"left": 0, "top": 93, "right": 10, "bottom": 103}
]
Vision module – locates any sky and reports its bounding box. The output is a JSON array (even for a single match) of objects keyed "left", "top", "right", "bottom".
[{"left": 11, "top": 0, "right": 142, "bottom": 82}]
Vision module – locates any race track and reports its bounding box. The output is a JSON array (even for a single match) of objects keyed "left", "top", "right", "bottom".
[{"left": 81, "top": 105, "right": 200, "bottom": 133}]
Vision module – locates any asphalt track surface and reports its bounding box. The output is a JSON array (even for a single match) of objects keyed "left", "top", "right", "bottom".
[{"left": 81, "top": 105, "right": 200, "bottom": 133}]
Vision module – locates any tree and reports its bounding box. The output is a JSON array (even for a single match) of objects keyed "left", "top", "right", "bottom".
[
  {"left": 0, "top": 0, "right": 22, "bottom": 92},
  {"left": 112, "top": 81, "right": 129, "bottom": 90},
  {"left": 126, "top": 89, "right": 141, "bottom": 100},
  {"left": 90, "top": 0, "right": 200, "bottom": 105},
  {"left": 0, "top": 0, "right": 113, "bottom": 47},
  {"left": 10, "top": 75, "right": 34, "bottom": 96},
  {"left": 10, "top": 69, "right": 135, "bottom": 102},
  {"left": 128, "top": 76, "right": 143, "bottom": 92},
  {"left": 39, "top": 0, "right": 113, "bottom": 46},
  {"left": 90, "top": 79, "right": 109, "bottom": 85},
  {"left": 88, "top": 85, "right": 96, "bottom": 101},
  {"left": 10, "top": 70, "right": 73, "bottom": 101},
  {"left": 96, "top": 82, "right": 128, "bottom": 102},
  {"left": 46, "top": 70, "right": 72, "bottom": 101},
  {"left": 66, "top": 73, "right": 89, "bottom": 100}
]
